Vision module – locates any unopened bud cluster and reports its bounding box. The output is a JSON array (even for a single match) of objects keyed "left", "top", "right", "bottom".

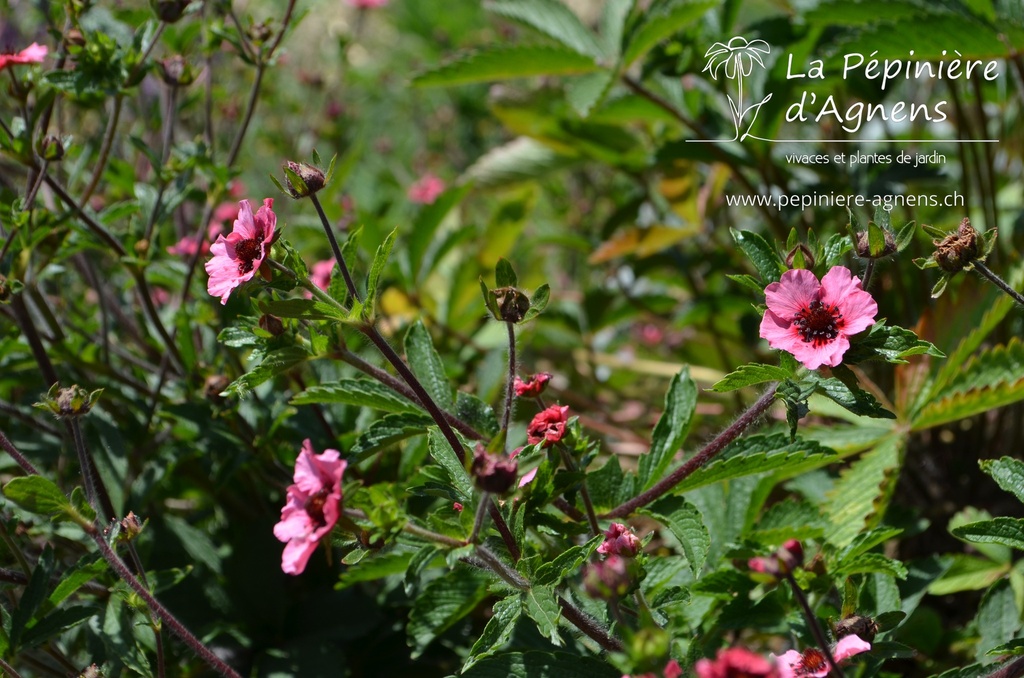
[
  {"left": 934, "top": 217, "right": 980, "bottom": 273},
  {"left": 35, "top": 383, "right": 102, "bottom": 418}
]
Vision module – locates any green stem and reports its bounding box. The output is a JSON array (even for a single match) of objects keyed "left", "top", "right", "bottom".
[{"left": 784, "top": 572, "right": 844, "bottom": 678}]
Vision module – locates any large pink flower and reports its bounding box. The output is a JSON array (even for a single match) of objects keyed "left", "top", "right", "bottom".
[
  {"left": 759, "top": 266, "right": 877, "bottom": 370},
  {"left": 273, "top": 439, "right": 347, "bottom": 575},
  {"left": 773, "top": 635, "right": 871, "bottom": 678},
  {"left": 695, "top": 648, "right": 779, "bottom": 678},
  {"left": 205, "top": 198, "right": 276, "bottom": 304},
  {"left": 0, "top": 43, "right": 48, "bottom": 71}
]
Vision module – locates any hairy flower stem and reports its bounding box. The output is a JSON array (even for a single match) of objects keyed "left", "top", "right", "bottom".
[
  {"left": 784, "top": 572, "right": 844, "bottom": 678},
  {"left": 0, "top": 657, "right": 23, "bottom": 678},
  {"left": 603, "top": 386, "right": 777, "bottom": 518},
  {"left": 501, "top": 321, "right": 516, "bottom": 443},
  {"left": 986, "top": 656, "right": 1024, "bottom": 678},
  {"left": 88, "top": 527, "right": 243, "bottom": 678},
  {"left": 860, "top": 259, "right": 875, "bottom": 290},
  {"left": 308, "top": 193, "right": 362, "bottom": 301},
  {"left": 558, "top": 597, "right": 625, "bottom": 652},
  {"left": 973, "top": 260, "right": 1024, "bottom": 307},
  {"left": 476, "top": 544, "right": 529, "bottom": 590},
  {"left": 0, "top": 429, "right": 41, "bottom": 476},
  {"left": 558, "top": 447, "right": 600, "bottom": 536},
  {"left": 470, "top": 493, "right": 491, "bottom": 544}
]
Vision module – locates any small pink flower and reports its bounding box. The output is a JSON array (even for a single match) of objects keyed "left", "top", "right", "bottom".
[
  {"left": 273, "top": 439, "right": 347, "bottom": 575},
  {"left": 527, "top": 404, "right": 569, "bottom": 446},
  {"left": 205, "top": 198, "right": 276, "bottom": 305},
  {"left": 598, "top": 523, "right": 641, "bottom": 558},
  {"left": 310, "top": 259, "right": 334, "bottom": 291},
  {"left": 407, "top": 173, "right": 445, "bottom": 205},
  {"left": 662, "top": 660, "right": 683, "bottom": 678},
  {"left": 0, "top": 43, "right": 48, "bottom": 71},
  {"left": 773, "top": 635, "right": 871, "bottom": 678},
  {"left": 749, "top": 539, "right": 804, "bottom": 578},
  {"left": 348, "top": 0, "right": 388, "bottom": 6},
  {"left": 695, "top": 648, "right": 778, "bottom": 678},
  {"left": 514, "top": 372, "right": 552, "bottom": 398},
  {"left": 759, "top": 266, "right": 877, "bottom": 370},
  {"left": 453, "top": 502, "right": 463, "bottom": 512}
]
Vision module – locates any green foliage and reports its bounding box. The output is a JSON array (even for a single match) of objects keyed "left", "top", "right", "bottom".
[
  {"left": 638, "top": 367, "right": 697, "bottom": 489},
  {"left": 413, "top": 46, "right": 601, "bottom": 86}
]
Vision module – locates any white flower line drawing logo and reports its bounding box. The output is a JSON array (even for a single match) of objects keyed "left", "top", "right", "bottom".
[{"left": 701, "top": 36, "right": 773, "bottom": 142}]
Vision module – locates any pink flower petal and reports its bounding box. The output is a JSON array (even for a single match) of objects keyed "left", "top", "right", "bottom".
[
  {"left": 833, "top": 634, "right": 871, "bottom": 661},
  {"left": 764, "top": 269, "right": 820, "bottom": 319}
]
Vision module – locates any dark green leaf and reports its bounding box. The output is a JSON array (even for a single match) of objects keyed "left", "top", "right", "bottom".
[
  {"left": 413, "top": 46, "right": 600, "bottom": 87},
  {"left": 427, "top": 427, "right": 473, "bottom": 501},
  {"left": 534, "top": 535, "right": 602, "bottom": 586},
  {"left": 522, "top": 586, "right": 562, "bottom": 645},
  {"left": 351, "top": 413, "right": 434, "bottom": 459},
  {"left": 405, "top": 320, "right": 454, "bottom": 411},
  {"left": 10, "top": 546, "right": 55, "bottom": 650},
  {"left": 979, "top": 457, "right": 1024, "bottom": 504},
  {"left": 622, "top": 0, "right": 717, "bottom": 66},
  {"left": 465, "top": 595, "right": 521, "bottom": 670},
  {"left": 462, "top": 651, "right": 620, "bottom": 678},
  {"left": 639, "top": 367, "right": 697, "bottom": 489},
  {"left": 257, "top": 298, "right": 346, "bottom": 321},
  {"left": 21, "top": 605, "right": 99, "bottom": 649},
  {"left": 952, "top": 518, "right": 1024, "bottom": 551},
  {"left": 3, "top": 477, "right": 72, "bottom": 516},
  {"left": 456, "top": 391, "right": 500, "bottom": 438},
  {"left": 408, "top": 566, "right": 492, "bottom": 657},
  {"left": 224, "top": 346, "right": 309, "bottom": 397},
  {"left": 731, "top": 229, "right": 784, "bottom": 284},
  {"left": 365, "top": 228, "right": 398, "bottom": 319},
  {"left": 291, "top": 378, "right": 421, "bottom": 414},
  {"left": 521, "top": 284, "right": 550, "bottom": 323},
  {"left": 642, "top": 496, "right": 709, "bottom": 576},
  {"left": 495, "top": 258, "right": 518, "bottom": 288},
  {"left": 336, "top": 550, "right": 413, "bottom": 590},
  {"left": 812, "top": 374, "right": 895, "bottom": 419},
  {"left": 711, "top": 363, "right": 792, "bottom": 392},
  {"left": 487, "top": 0, "right": 605, "bottom": 58}
]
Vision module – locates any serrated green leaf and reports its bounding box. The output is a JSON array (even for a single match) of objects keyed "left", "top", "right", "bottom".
[
  {"left": 10, "top": 546, "right": 55, "bottom": 650},
  {"left": 456, "top": 392, "right": 500, "bottom": 438},
  {"left": 405, "top": 320, "right": 454, "bottom": 411},
  {"left": 462, "top": 137, "right": 578, "bottom": 188},
  {"left": 727, "top": 273, "right": 766, "bottom": 294},
  {"left": 843, "top": 321, "right": 944, "bottom": 365},
  {"left": 427, "top": 427, "right": 473, "bottom": 501},
  {"left": 567, "top": 69, "right": 616, "bottom": 117},
  {"left": 639, "top": 367, "right": 697, "bottom": 489},
  {"left": 980, "top": 457, "right": 1024, "bottom": 505},
  {"left": 812, "top": 375, "right": 895, "bottom": 419},
  {"left": 365, "top": 228, "right": 398, "bottom": 319},
  {"left": 976, "top": 581, "right": 1023, "bottom": 663},
  {"left": 622, "top": 0, "right": 717, "bottom": 66},
  {"left": 987, "top": 639, "right": 1024, "bottom": 657},
  {"left": 465, "top": 595, "right": 521, "bottom": 670},
  {"left": 832, "top": 552, "right": 908, "bottom": 579},
  {"left": 21, "top": 605, "right": 99, "bottom": 649},
  {"left": 731, "top": 228, "right": 784, "bottom": 284},
  {"left": 224, "top": 346, "right": 309, "bottom": 397},
  {"left": 486, "top": 0, "right": 605, "bottom": 58},
  {"left": 408, "top": 566, "right": 492, "bottom": 658},
  {"left": 674, "top": 434, "right": 837, "bottom": 494},
  {"left": 823, "top": 232, "right": 854, "bottom": 268},
  {"left": 217, "top": 326, "right": 261, "bottom": 348},
  {"left": 413, "top": 46, "right": 600, "bottom": 87},
  {"left": 336, "top": 550, "right": 414, "bottom": 589},
  {"left": 495, "top": 258, "right": 518, "bottom": 288},
  {"left": 929, "top": 554, "right": 1009, "bottom": 596},
  {"left": 49, "top": 557, "right": 107, "bottom": 608},
  {"left": 521, "top": 284, "right": 550, "bottom": 323},
  {"left": 3, "top": 477, "right": 72, "bottom": 517},
  {"left": 351, "top": 413, "right": 434, "bottom": 459},
  {"left": 522, "top": 586, "right": 562, "bottom": 645},
  {"left": 824, "top": 435, "right": 904, "bottom": 548},
  {"left": 642, "top": 496, "right": 709, "bottom": 576},
  {"left": 535, "top": 535, "right": 602, "bottom": 586},
  {"left": 291, "top": 378, "right": 421, "bottom": 414},
  {"left": 462, "top": 651, "right": 620, "bottom": 678},
  {"left": 952, "top": 518, "right": 1024, "bottom": 551},
  {"left": 834, "top": 527, "right": 904, "bottom": 566},
  {"left": 257, "top": 298, "right": 346, "bottom": 321},
  {"left": 711, "top": 363, "right": 791, "bottom": 392}
]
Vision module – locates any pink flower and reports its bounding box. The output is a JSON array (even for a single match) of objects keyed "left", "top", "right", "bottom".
[
  {"left": 273, "top": 439, "right": 347, "bottom": 575},
  {"left": 773, "top": 635, "right": 871, "bottom": 678},
  {"left": 205, "top": 198, "right": 276, "bottom": 304},
  {"left": 453, "top": 502, "right": 463, "bottom": 512},
  {"left": 0, "top": 43, "right": 48, "bottom": 71},
  {"left": 695, "top": 648, "right": 779, "bottom": 678},
  {"left": 348, "top": 0, "right": 388, "bottom": 6},
  {"left": 663, "top": 660, "right": 683, "bottom": 678},
  {"left": 749, "top": 539, "right": 804, "bottom": 578},
  {"left": 514, "top": 372, "right": 552, "bottom": 398},
  {"left": 759, "top": 266, "right": 877, "bottom": 370},
  {"left": 598, "top": 523, "right": 642, "bottom": 558},
  {"left": 310, "top": 259, "right": 335, "bottom": 291},
  {"left": 527, "top": 404, "right": 569, "bottom": 446},
  {"left": 407, "top": 173, "right": 445, "bottom": 204}
]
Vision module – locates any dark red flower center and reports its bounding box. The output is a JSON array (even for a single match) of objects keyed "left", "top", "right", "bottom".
[
  {"left": 304, "top": 488, "right": 330, "bottom": 528},
  {"left": 792, "top": 299, "right": 843, "bottom": 346},
  {"left": 234, "top": 229, "right": 266, "bottom": 275},
  {"left": 795, "top": 648, "right": 828, "bottom": 676}
]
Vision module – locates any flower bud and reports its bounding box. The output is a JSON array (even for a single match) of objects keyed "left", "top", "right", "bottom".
[
  {"left": 597, "top": 522, "right": 642, "bottom": 558},
  {"left": 118, "top": 511, "right": 145, "bottom": 541},
  {"left": 258, "top": 313, "right": 285, "bottom": 336},
  {"left": 282, "top": 161, "right": 326, "bottom": 199},
  {"left": 158, "top": 55, "right": 195, "bottom": 86},
  {"left": 64, "top": 28, "right": 86, "bottom": 47},
  {"left": 471, "top": 446, "right": 518, "bottom": 494},
  {"left": 855, "top": 230, "right": 896, "bottom": 259},
  {"left": 491, "top": 286, "right": 530, "bottom": 322},
  {"left": 151, "top": 0, "right": 191, "bottom": 22},
  {"left": 248, "top": 20, "right": 274, "bottom": 45},
  {"left": 514, "top": 372, "right": 551, "bottom": 398},
  {"left": 203, "top": 374, "right": 231, "bottom": 402},
  {"left": 35, "top": 383, "right": 102, "bottom": 418},
  {"left": 934, "top": 218, "right": 980, "bottom": 273},
  {"left": 583, "top": 555, "right": 632, "bottom": 600},
  {"left": 833, "top": 614, "right": 880, "bottom": 643},
  {"left": 784, "top": 243, "right": 816, "bottom": 268},
  {"left": 749, "top": 539, "right": 804, "bottom": 579}
]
